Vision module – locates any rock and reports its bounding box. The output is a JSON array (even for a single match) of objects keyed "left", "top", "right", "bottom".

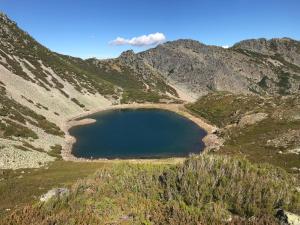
[
  {"left": 138, "top": 38, "right": 300, "bottom": 97},
  {"left": 291, "top": 167, "right": 300, "bottom": 172},
  {"left": 203, "top": 134, "right": 224, "bottom": 152},
  {"left": 276, "top": 209, "right": 289, "bottom": 224},
  {"left": 233, "top": 38, "right": 300, "bottom": 66},
  {"left": 238, "top": 113, "right": 268, "bottom": 127},
  {"left": 288, "top": 148, "right": 300, "bottom": 155},
  {"left": 40, "top": 188, "right": 69, "bottom": 202},
  {"left": 266, "top": 130, "right": 300, "bottom": 149},
  {"left": 276, "top": 209, "right": 300, "bottom": 225},
  {"left": 286, "top": 212, "right": 300, "bottom": 225}
]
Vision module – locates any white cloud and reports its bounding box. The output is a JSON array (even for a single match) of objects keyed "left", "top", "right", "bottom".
[
  {"left": 110, "top": 32, "right": 166, "bottom": 47},
  {"left": 222, "top": 45, "right": 230, "bottom": 48}
]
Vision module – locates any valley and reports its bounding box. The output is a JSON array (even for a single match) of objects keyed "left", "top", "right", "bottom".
[{"left": 0, "top": 12, "right": 299, "bottom": 224}]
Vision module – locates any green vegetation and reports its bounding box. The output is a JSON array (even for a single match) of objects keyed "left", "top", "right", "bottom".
[
  {"left": 2, "top": 155, "right": 299, "bottom": 224},
  {"left": 0, "top": 15, "right": 117, "bottom": 96},
  {"left": 186, "top": 92, "right": 264, "bottom": 127},
  {"left": 0, "top": 161, "right": 107, "bottom": 217},
  {"left": 121, "top": 89, "right": 167, "bottom": 104},
  {"left": 186, "top": 93, "right": 300, "bottom": 172},
  {"left": 277, "top": 71, "right": 291, "bottom": 95},
  {"left": 0, "top": 119, "right": 38, "bottom": 139},
  {"left": 0, "top": 15, "right": 179, "bottom": 105},
  {"left": 258, "top": 76, "right": 268, "bottom": 89},
  {"left": 221, "top": 118, "right": 300, "bottom": 171},
  {"left": 71, "top": 98, "right": 85, "bottom": 108},
  {"left": 48, "top": 144, "right": 63, "bottom": 159},
  {"left": 78, "top": 58, "right": 178, "bottom": 103},
  {"left": 0, "top": 86, "right": 63, "bottom": 138}
]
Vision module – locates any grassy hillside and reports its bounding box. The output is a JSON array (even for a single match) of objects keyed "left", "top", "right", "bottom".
[
  {"left": 0, "top": 14, "right": 178, "bottom": 104},
  {"left": 0, "top": 85, "right": 63, "bottom": 139},
  {"left": 186, "top": 92, "right": 300, "bottom": 172},
  {"left": 1, "top": 155, "right": 299, "bottom": 225}
]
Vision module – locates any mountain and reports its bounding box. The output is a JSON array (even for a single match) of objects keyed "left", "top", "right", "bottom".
[
  {"left": 138, "top": 38, "right": 300, "bottom": 97},
  {"left": 0, "top": 12, "right": 300, "bottom": 169},
  {"left": 94, "top": 38, "right": 300, "bottom": 99},
  {"left": 0, "top": 13, "right": 180, "bottom": 168},
  {"left": 233, "top": 37, "right": 300, "bottom": 65},
  {"left": 0, "top": 13, "right": 300, "bottom": 225}
]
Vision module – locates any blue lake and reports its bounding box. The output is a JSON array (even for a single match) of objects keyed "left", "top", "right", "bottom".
[{"left": 70, "top": 108, "right": 207, "bottom": 159}]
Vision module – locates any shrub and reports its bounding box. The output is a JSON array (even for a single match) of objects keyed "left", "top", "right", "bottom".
[{"left": 2, "top": 155, "right": 299, "bottom": 224}]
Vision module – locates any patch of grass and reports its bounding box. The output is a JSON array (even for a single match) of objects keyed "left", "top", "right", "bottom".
[
  {"left": 13, "top": 145, "right": 31, "bottom": 152},
  {"left": 186, "top": 93, "right": 300, "bottom": 172},
  {"left": 186, "top": 92, "right": 265, "bottom": 127},
  {"left": 1, "top": 155, "right": 299, "bottom": 224},
  {"left": 258, "top": 76, "right": 268, "bottom": 89},
  {"left": 0, "top": 87, "right": 63, "bottom": 137},
  {"left": 220, "top": 118, "right": 300, "bottom": 172},
  {"left": 0, "top": 119, "right": 38, "bottom": 139},
  {"left": 0, "top": 161, "right": 107, "bottom": 217},
  {"left": 121, "top": 89, "right": 170, "bottom": 104},
  {"left": 22, "top": 142, "right": 45, "bottom": 153},
  {"left": 277, "top": 71, "right": 291, "bottom": 95},
  {"left": 48, "top": 144, "right": 63, "bottom": 159},
  {"left": 71, "top": 98, "right": 85, "bottom": 108}
]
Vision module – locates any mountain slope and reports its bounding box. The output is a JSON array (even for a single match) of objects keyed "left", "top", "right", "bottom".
[
  {"left": 1, "top": 12, "right": 300, "bottom": 169},
  {"left": 233, "top": 37, "right": 300, "bottom": 66},
  {"left": 137, "top": 38, "right": 300, "bottom": 97},
  {"left": 186, "top": 92, "right": 300, "bottom": 172},
  {"left": 0, "top": 13, "right": 179, "bottom": 168}
]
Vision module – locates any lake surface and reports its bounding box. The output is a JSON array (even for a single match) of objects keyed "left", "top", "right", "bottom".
[{"left": 70, "top": 109, "right": 207, "bottom": 159}]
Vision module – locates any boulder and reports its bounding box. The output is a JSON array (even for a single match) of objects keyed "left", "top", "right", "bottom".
[{"left": 40, "top": 188, "right": 69, "bottom": 202}]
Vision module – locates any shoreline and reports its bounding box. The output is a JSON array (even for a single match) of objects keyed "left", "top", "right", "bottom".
[{"left": 61, "top": 103, "right": 221, "bottom": 163}]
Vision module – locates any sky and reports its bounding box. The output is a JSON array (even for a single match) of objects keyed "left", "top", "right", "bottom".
[{"left": 1, "top": 0, "right": 299, "bottom": 59}]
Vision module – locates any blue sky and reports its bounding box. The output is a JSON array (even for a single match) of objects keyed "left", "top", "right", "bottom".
[{"left": 1, "top": 0, "right": 299, "bottom": 59}]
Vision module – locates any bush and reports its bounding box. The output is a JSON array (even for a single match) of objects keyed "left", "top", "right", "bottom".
[{"left": 2, "top": 155, "right": 299, "bottom": 224}]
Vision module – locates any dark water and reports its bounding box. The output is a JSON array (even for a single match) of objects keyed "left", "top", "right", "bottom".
[{"left": 70, "top": 109, "right": 207, "bottom": 159}]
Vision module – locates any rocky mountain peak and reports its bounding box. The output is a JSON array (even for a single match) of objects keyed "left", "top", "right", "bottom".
[
  {"left": 118, "top": 49, "right": 139, "bottom": 65},
  {"left": 0, "top": 12, "right": 8, "bottom": 19},
  {"left": 162, "top": 39, "right": 206, "bottom": 49},
  {"left": 0, "top": 12, "right": 15, "bottom": 25},
  {"left": 119, "top": 49, "right": 135, "bottom": 58}
]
